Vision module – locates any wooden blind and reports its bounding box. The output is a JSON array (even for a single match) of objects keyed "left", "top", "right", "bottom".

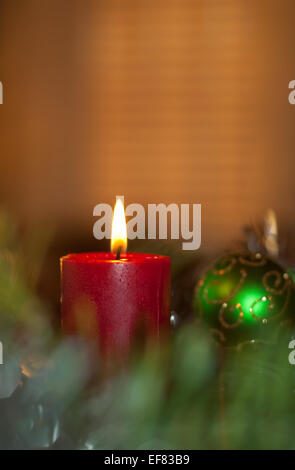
[{"left": 1, "top": 0, "right": 295, "bottom": 249}]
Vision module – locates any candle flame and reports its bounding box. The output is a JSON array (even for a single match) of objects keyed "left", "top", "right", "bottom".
[{"left": 111, "top": 198, "right": 127, "bottom": 254}]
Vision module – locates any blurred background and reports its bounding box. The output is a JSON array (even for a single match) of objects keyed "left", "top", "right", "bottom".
[{"left": 0, "top": 0, "right": 295, "bottom": 308}]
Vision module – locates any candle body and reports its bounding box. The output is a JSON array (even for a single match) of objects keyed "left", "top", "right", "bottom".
[{"left": 61, "top": 253, "right": 170, "bottom": 358}]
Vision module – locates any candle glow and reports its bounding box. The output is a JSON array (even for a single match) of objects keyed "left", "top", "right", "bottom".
[{"left": 111, "top": 198, "right": 127, "bottom": 254}]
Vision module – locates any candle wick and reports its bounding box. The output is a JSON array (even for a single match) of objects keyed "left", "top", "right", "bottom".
[{"left": 116, "top": 247, "right": 121, "bottom": 260}]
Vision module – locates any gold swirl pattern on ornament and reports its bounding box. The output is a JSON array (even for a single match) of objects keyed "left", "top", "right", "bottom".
[
  {"left": 194, "top": 281, "right": 207, "bottom": 321},
  {"left": 238, "top": 253, "right": 267, "bottom": 267},
  {"left": 204, "top": 269, "right": 247, "bottom": 305},
  {"left": 211, "top": 255, "right": 237, "bottom": 275},
  {"left": 219, "top": 302, "right": 244, "bottom": 329},
  {"left": 249, "top": 295, "right": 274, "bottom": 322},
  {"left": 235, "top": 339, "right": 273, "bottom": 352},
  {"left": 262, "top": 270, "right": 289, "bottom": 295},
  {"left": 250, "top": 286, "right": 291, "bottom": 322},
  {"left": 275, "top": 285, "right": 291, "bottom": 319},
  {"left": 210, "top": 328, "right": 226, "bottom": 344}
]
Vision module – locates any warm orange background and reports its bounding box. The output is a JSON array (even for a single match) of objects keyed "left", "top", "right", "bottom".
[{"left": 0, "top": 0, "right": 295, "bottom": 253}]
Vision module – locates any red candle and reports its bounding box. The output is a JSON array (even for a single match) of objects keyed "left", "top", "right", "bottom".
[{"left": 60, "top": 200, "right": 171, "bottom": 360}]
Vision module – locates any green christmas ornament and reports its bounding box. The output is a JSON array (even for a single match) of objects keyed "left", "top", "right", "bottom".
[{"left": 195, "top": 252, "right": 295, "bottom": 346}]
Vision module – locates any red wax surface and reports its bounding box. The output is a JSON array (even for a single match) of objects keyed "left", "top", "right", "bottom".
[{"left": 61, "top": 253, "right": 171, "bottom": 358}]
